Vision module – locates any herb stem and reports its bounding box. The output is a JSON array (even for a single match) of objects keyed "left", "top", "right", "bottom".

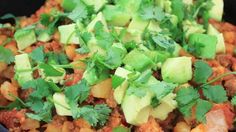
[{"left": 202, "top": 71, "right": 236, "bottom": 87}]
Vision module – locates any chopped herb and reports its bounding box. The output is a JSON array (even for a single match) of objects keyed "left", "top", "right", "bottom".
[
  {"left": 39, "top": 63, "right": 64, "bottom": 77},
  {"left": 64, "top": 79, "right": 90, "bottom": 104},
  {"left": 194, "top": 60, "right": 212, "bottom": 84},
  {"left": 94, "top": 22, "right": 114, "bottom": 49},
  {"left": 195, "top": 99, "right": 212, "bottom": 122},
  {"left": 152, "top": 33, "right": 176, "bottom": 53},
  {"left": 0, "top": 46, "right": 14, "bottom": 64},
  {"left": 176, "top": 87, "right": 200, "bottom": 116},
  {"left": 202, "top": 85, "right": 227, "bottom": 103},
  {"left": 112, "top": 75, "right": 125, "bottom": 89},
  {"left": 139, "top": 3, "right": 165, "bottom": 21},
  {"left": 30, "top": 46, "right": 45, "bottom": 62},
  {"left": 231, "top": 95, "right": 236, "bottom": 106},
  {"left": 77, "top": 104, "right": 111, "bottom": 127}
]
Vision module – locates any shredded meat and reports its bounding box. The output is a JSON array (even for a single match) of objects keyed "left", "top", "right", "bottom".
[
  {"left": 216, "top": 55, "right": 233, "bottom": 68},
  {"left": 0, "top": 28, "right": 14, "bottom": 37},
  {"left": 135, "top": 117, "right": 164, "bottom": 132},
  {"left": 224, "top": 79, "right": 236, "bottom": 97},
  {"left": 0, "top": 109, "right": 25, "bottom": 128}
]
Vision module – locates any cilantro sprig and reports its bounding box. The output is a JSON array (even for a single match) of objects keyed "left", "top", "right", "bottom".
[
  {"left": 0, "top": 46, "right": 15, "bottom": 64},
  {"left": 64, "top": 79, "right": 111, "bottom": 126}
]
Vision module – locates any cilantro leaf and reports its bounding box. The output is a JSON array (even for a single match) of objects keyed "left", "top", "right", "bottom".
[
  {"left": 152, "top": 34, "right": 176, "bottom": 53},
  {"left": 39, "top": 11, "right": 64, "bottom": 35},
  {"left": 176, "top": 87, "right": 200, "bottom": 116},
  {"left": 40, "top": 14, "right": 51, "bottom": 26},
  {"left": 171, "top": 0, "right": 184, "bottom": 22},
  {"left": 78, "top": 104, "right": 111, "bottom": 127},
  {"left": 0, "top": 46, "right": 15, "bottom": 64},
  {"left": 139, "top": 4, "right": 165, "bottom": 21},
  {"left": 83, "top": 54, "right": 110, "bottom": 85},
  {"left": 196, "top": 99, "right": 212, "bottom": 123},
  {"left": 26, "top": 101, "right": 53, "bottom": 122},
  {"left": 39, "top": 63, "right": 64, "bottom": 76},
  {"left": 149, "top": 81, "right": 177, "bottom": 101},
  {"left": 30, "top": 46, "right": 44, "bottom": 62},
  {"left": 176, "top": 87, "right": 200, "bottom": 106},
  {"left": 22, "top": 78, "right": 55, "bottom": 122},
  {"left": 231, "top": 95, "right": 236, "bottom": 106},
  {"left": 23, "top": 78, "right": 52, "bottom": 99},
  {"left": 179, "top": 101, "right": 196, "bottom": 117},
  {"left": 46, "top": 52, "right": 70, "bottom": 65},
  {"left": 67, "top": 5, "right": 88, "bottom": 22},
  {"left": 94, "top": 22, "right": 114, "bottom": 49},
  {"left": 112, "top": 75, "right": 125, "bottom": 89},
  {"left": 64, "top": 79, "right": 90, "bottom": 104},
  {"left": 104, "top": 46, "right": 124, "bottom": 69},
  {"left": 202, "top": 85, "right": 227, "bottom": 103},
  {"left": 75, "top": 30, "right": 91, "bottom": 54},
  {"left": 194, "top": 60, "right": 212, "bottom": 84}
]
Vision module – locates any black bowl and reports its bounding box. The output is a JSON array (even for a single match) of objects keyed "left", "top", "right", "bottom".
[{"left": 0, "top": 0, "right": 235, "bottom": 24}]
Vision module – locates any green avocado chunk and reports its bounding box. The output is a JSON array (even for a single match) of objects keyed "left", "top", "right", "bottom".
[
  {"left": 122, "top": 92, "right": 152, "bottom": 125},
  {"left": 14, "top": 28, "right": 37, "bottom": 50},
  {"left": 61, "top": 0, "right": 78, "bottom": 12},
  {"left": 15, "top": 54, "right": 33, "bottom": 86},
  {"left": 189, "top": 33, "right": 217, "bottom": 59},
  {"left": 207, "top": 24, "right": 225, "bottom": 54},
  {"left": 151, "top": 93, "right": 177, "bottom": 120},
  {"left": 103, "top": 5, "right": 131, "bottom": 27},
  {"left": 161, "top": 57, "right": 192, "bottom": 84},
  {"left": 208, "top": 0, "right": 224, "bottom": 21},
  {"left": 123, "top": 49, "right": 154, "bottom": 72},
  {"left": 113, "top": 67, "right": 131, "bottom": 104},
  {"left": 58, "top": 23, "right": 80, "bottom": 44},
  {"left": 82, "top": 0, "right": 107, "bottom": 12}
]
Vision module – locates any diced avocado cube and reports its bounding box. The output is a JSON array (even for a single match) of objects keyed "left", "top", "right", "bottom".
[
  {"left": 53, "top": 93, "right": 72, "bottom": 116},
  {"left": 15, "top": 54, "right": 33, "bottom": 86},
  {"left": 161, "top": 57, "right": 192, "bottom": 84},
  {"left": 114, "top": 27, "right": 142, "bottom": 43},
  {"left": 123, "top": 49, "right": 154, "bottom": 72},
  {"left": 189, "top": 33, "right": 217, "bottom": 59},
  {"left": 61, "top": 0, "right": 77, "bottom": 12},
  {"left": 155, "top": 0, "right": 173, "bottom": 13},
  {"left": 37, "top": 31, "right": 51, "bottom": 42},
  {"left": 87, "top": 12, "right": 108, "bottom": 32},
  {"left": 151, "top": 93, "right": 177, "bottom": 120},
  {"left": 207, "top": 24, "right": 225, "bottom": 53},
  {"left": 82, "top": 0, "right": 107, "bottom": 12},
  {"left": 14, "top": 29, "right": 37, "bottom": 50},
  {"left": 121, "top": 90, "right": 153, "bottom": 125},
  {"left": 115, "top": 0, "right": 142, "bottom": 16},
  {"left": 172, "top": 44, "right": 182, "bottom": 57},
  {"left": 147, "top": 20, "right": 162, "bottom": 33},
  {"left": 128, "top": 15, "right": 149, "bottom": 34},
  {"left": 183, "top": 20, "right": 205, "bottom": 39},
  {"left": 145, "top": 50, "right": 171, "bottom": 64},
  {"left": 103, "top": 5, "right": 131, "bottom": 27},
  {"left": 114, "top": 67, "right": 131, "bottom": 104},
  {"left": 112, "top": 43, "right": 127, "bottom": 57},
  {"left": 182, "top": 0, "right": 193, "bottom": 5},
  {"left": 58, "top": 23, "right": 80, "bottom": 44},
  {"left": 209, "top": 0, "right": 224, "bottom": 21}
]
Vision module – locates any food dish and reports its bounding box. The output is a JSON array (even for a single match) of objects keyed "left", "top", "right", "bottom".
[{"left": 0, "top": 0, "right": 236, "bottom": 131}]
